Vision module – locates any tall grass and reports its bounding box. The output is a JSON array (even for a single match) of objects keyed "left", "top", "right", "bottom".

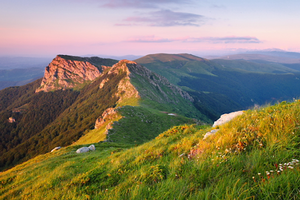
[{"left": 1, "top": 101, "right": 300, "bottom": 199}]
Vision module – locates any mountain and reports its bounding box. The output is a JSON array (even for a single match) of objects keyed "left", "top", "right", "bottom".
[
  {"left": 135, "top": 53, "right": 300, "bottom": 113},
  {"left": 0, "top": 55, "right": 209, "bottom": 171},
  {"left": 1, "top": 100, "right": 299, "bottom": 199},
  {"left": 0, "top": 57, "right": 52, "bottom": 70},
  {"left": 0, "top": 57, "right": 53, "bottom": 90},
  {"left": 216, "top": 50, "right": 300, "bottom": 64}
]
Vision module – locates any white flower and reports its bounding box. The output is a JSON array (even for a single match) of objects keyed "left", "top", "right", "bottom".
[{"left": 280, "top": 167, "right": 283, "bottom": 171}]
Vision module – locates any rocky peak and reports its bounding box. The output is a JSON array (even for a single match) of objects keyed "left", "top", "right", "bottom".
[
  {"left": 95, "top": 107, "right": 117, "bottom": 130},
  {"left": 99, "top": 60, "right": 141, "bottom": 106},
  {"left": 35, "top": 55, "right": 101, "bottom": 92}
]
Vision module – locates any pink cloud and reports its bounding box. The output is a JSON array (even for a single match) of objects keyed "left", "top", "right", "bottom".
[
  {"left": 119, "top": 9, "right": 205, "bottom": 27},
  {"left": 101, "top": 0, "right": 190, "bottom": 9},
  {"left": 126, "top": 35, "right": 173, "bottom": 43},
  {"left": 125, "top": 36, "right": 262, "bottom": 44}
]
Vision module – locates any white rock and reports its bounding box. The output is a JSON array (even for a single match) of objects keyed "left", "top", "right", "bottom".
[
  {"left": 51, "top": 146, "right": 61, "bottom": 152},
  {"left": 76, "top": 147, "right": 90, "bottom": 153},
  {"left": 213, "top": 111, "right": 244, "bottom": 127},
  {"left": 76, "top": 144, "right": 96, "bottom": 153},
  {"left": 203, "top": 129, "right": 219, "bottom": 140},
  {"left": 88, "top": 144, "right": 95, "bottom": 151}
]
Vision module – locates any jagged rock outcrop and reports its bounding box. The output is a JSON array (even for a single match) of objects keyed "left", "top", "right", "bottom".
[
  {"left": 95, "top": 108, "right": 118, "bottom": 129},
  {"left": 36, "top": 55, "right": 101, "bottom": 92}
]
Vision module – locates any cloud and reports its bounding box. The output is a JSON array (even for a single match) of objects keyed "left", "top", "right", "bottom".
[
  {"left": 126, "top": 35, "right": 174, "bottom": 43},
  {"left": 117, "top": 9, "right": 205, "bottom": 27},
  {"left": 125, "top": 36, "right": 262, "bottom": 44},
  {"left": 185, "top": 36, "right": 262, "bottom": 44},
  {"left": 211, "top": 4, "right": 226, "bottom": 9},
  {"left": 101, "top": 0, "right": 190, "bottom": 9}
]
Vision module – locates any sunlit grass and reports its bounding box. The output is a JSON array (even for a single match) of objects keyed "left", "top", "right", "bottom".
[{"left": 1, "top": 100, "right": 300, "bottom": 199}]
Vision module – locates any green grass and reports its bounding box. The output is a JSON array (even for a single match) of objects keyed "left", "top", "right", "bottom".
[{"left": 1, "top": 100, "right": 300, "bottom": 199}]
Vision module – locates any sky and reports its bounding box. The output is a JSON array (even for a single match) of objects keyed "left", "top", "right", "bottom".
[{"left": 0, "top": 0, "right": 300, "bottom": 57}]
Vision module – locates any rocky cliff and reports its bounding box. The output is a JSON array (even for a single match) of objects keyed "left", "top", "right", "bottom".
[
  {"left": 99, "top": 59, "right": 140, "bottom": 107},
  {"left": 35, "top": 55, "right": 102, "bottom": 92}
]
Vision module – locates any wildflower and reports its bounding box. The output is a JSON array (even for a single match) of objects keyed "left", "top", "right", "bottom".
[
  {"left": 258, "top": 173, "right": 261, "bottom": 176},
  {"left": 266, "top": 171, "right": 270, "bottom": 179},
  {"left": 288, "top": 166, "right": 294, "bottom": 169},
  {"left": 280, "top": 167, "right": 283, "bottom": 172},
  {"left": 270, "top": 170, "right": 274, "bottom": 173},
  {"left": 277, "top": 170, "right": 280, "bottom": 175}
]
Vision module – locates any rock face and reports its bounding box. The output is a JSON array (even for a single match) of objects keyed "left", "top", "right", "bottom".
[
  {"left": 95, "top": 108, "right": 118, "bottom": 129},
  {"left": 212, "top": 111, "right": 244, "bottom": 127},
  {"left": 95, "top": 60, "right": 141, "bottom": 133},
  {"left": 107, "top": 60, "right": 140, "bottom": 106},
  {"left": 36, "top": 55, "right": 101, "bottom": 92}
]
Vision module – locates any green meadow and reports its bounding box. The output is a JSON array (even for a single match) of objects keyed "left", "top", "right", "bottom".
[{"left": 1, "top": 100, "right": 300, "bottom": 199}]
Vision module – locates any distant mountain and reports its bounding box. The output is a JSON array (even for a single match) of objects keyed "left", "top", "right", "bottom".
[
  {"left": 82, "top": 54, "right": 141, "bottom": 61},
  {"left": 0, "top": 57, "right": 51, "bottom": 69},
  {"left": 136, "top": 53, "right": 300, "bottom": 112},
  {"left": 216, "top": 50, "right": 300, "bottom": 64},
  {"left": 0, "top": 67, "right": 44, "bottom": 90},
  {"left": 0, "top": 57, "right": 52, "bottom": 90},
  {"left": 0, "top": 55, "right": 209, "bottom": 170}
]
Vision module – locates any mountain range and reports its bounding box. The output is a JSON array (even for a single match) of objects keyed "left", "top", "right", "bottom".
[
  {"left": 0, "top": 54, "right": 208, "bottom": 170},
  {"left": 1, "top": 52, "right": 300, "bottom": 199},
  {"left": 2, "top": 52, "right": 300, "bottom": 170}
]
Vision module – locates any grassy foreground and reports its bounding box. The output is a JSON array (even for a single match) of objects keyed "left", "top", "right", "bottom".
[{"left": 1, "top": 100, "right": 300, "bottom": 199}]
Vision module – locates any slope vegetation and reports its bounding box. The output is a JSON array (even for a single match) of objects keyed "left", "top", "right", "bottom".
[
  {"left": 1, "top": 100, "right": 299, "bottom": 199},
  {"left": 0, "top": 56, "right": 208, "bottom": 171},
  {"left": 136, "top": 53, "right": 300, "bottom": 115}
]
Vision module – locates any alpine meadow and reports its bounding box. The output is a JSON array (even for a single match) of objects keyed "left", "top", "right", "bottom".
[{"left": 1, "top": 0, "right": 300, "bottom": 199}]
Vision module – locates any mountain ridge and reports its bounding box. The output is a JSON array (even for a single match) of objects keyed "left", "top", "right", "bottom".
[{"left": 0, "top": 55, "right": 208, "bottom": 170}]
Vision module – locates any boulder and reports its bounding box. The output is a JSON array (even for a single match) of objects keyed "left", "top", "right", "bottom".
[
  {"left": 51, "top": 146, "right": 61, "bottom": 152},
  {"left": 88, "top": 144, "right": 95, "bottom": 151},
  {"left": 213, "top": 111, "right": 244, "bottom": 127},
  {"left": 203, "top": 129, "right": 219, "bottom": 140},
  {"left": 76, "top": 144, "right": 96, "bottom": 153}
]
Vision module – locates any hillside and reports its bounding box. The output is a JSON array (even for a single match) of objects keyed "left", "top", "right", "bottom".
[
  {"left": 136, "top": 53, "right": 300, "bottom": 114},
  {"left": 0, "top": 55, "right": 209, "bottom": 171},
  {"left": 1, "top": 100, "right": 299, "bottom": 199}
]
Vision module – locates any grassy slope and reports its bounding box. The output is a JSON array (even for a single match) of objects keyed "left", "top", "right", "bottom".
[
  {"left": 1, "top": 100, "right": 300, "bottom": 199},
  {"left": 75, "top": 61, "right": 210, "bottom": 145},
  {"left": 136, "top": 53, "right": 300, "bottom": 111},
  {"left": 0, "top": 57, "right": 209, "bottom": 171},
  {"left": 211, "top": 59, "right": 299, "bottom": 74}
]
